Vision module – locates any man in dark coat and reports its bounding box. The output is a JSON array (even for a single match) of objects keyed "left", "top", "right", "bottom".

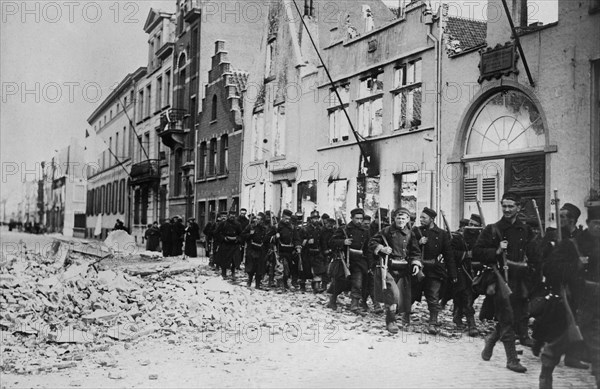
[
  {"left": 319, "top": 214, "right": 335, "bottom": 292},
  {"left": 273, "top": 209, "right": 301, "bottom": 291},
  {"left": 370, "top": 208, "right": 421, "bottom": 333},
  {"left": 170, "top": 216, "right": 185, "bottom": 256},
  {"left": 214, "top": 211, "right": 242, "bottom": 280},
  {"left": 145, "top": 221, "right": 161, "bottom": 252},
  {"left": 159, "top": 218, "right": 173, "bottom": 257},
  {"left": 450, "top": 214, "right": 482, "bottom": 336},
  {"left": 475, "top": 192, "right": 540, "bottom": 373},
  {"left": 329, "top": 208, "right": 371, "bottom": 313},
  {"left": 241, "top": 212, "right": 270, "bottom": 289},
  {"left": 203, "top": 216, "right": 217, "bottom": 264},
  {"left": 411, "top": 207, "right": 457, "bottom": 334},
  {"left": 539, "top": 199, "right": 600, "bottom": 388},
  {"left": 184, "top": 218, "right": 200, "bottom": 257},
  {"left": 300, "top": 210, "right": 326, "bottom": 293}
]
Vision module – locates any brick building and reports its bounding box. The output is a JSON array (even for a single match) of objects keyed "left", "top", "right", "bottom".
[
  {"left": 195, "top": 41, "right": 247, "bottom": 230},
  {"left": 159, "top": 0, "right": 265, "bottom": 220}
]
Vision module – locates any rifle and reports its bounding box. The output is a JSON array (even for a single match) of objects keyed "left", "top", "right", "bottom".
[
  {"left": 561, "top": 285, "right": 584, "bottom": 343},
  {"left": 379, "top": 234, "right": 390, "bottom": 290},
  {"left": 476, "top": 199, "right": 486, "bottom": 227},
  {"left": 339, "top": 211, "right": 352, "bottom": 279},
  {"left": 554, "top": 189, "right": 562, "bottom": 242},
  {"left": 532, "top": 199, "right": 545, "bottom": 238},
  {"left": 440, "top": 210, "right": 452, "bottom": 236},
  {"left": 387, "top": 204, "right": 392, "bottom": 226}
]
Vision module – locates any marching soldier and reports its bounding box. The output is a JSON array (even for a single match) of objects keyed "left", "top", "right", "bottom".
[
  {"left": 411, "top": 207, "right": 457, "bottom": 335},
  {"left": 319, "top": 214, "right": 335, "bottom": 293},
  {"left": 370, "top": 208, "right": 421, "bottom": 333},
  {"left": 475, "top": 192, "right": 540, "bottom": 373},
  {"left": 539, "top": 198, "right": 600, "bottom": 388},
  {"left": 214, "top": 210, "right": 243, "bottom": 280},
  {"left": 450, "top": 214, "right": 482, "bottom": 336},
  {"left": 300, "top": 211, "right": 326, "bottom": 293},
  {"left": 273, "top": 209, "right": 302, "bottom": 292},
  {"left": 241, "top": 212, "right": 270, "bottom": 289},
  {"left": 329, "top": 208, "right": 371, "bottom": 313}
]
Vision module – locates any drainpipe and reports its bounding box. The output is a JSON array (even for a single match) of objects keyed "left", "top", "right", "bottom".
[{"left": 425, "top": 7, "right": 443, "bottom": 213}]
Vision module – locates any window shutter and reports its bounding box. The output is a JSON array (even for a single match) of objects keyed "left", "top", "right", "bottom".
[
  {"left": 464, "top": 178, "right": 478, "bottom": 202},
  {"left": 482, "top": 177, "right": 497, "bottom": 202}
]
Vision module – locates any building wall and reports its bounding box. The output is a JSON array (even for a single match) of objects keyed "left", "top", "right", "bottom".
[
  {"left": 440, "top": 0, "right": 599, "bottom": 228},
  {"left": 195, "top": 42, "right": 245, "bottom": 229}
]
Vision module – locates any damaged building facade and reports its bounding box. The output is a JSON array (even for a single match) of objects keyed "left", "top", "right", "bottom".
[
  {"left": 440, "top": 0, "right": 599, "bottom": 228},
  {"left": 240, "top": 0, "right": 395, "bottom": 217}
]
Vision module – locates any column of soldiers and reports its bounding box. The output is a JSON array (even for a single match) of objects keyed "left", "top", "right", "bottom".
[{"left": 199, "top": 193, "right": 599, "bottom": 389}]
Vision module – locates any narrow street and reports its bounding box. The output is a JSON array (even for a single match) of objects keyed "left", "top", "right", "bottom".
[{"left": 0, "top": 230, "right": 596, "bottom": 388}]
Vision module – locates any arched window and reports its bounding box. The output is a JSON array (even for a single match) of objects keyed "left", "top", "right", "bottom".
[
  {"left": 465, "top": 89, "right": 545, "bottom": 157},
  {"left": 211, "top": 95, "right": 218, "bottom": 121}
]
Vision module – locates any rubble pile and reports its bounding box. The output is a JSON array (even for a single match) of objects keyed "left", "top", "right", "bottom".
[{"left": 0, "top": 242, "right": 254, "bottom": 375}]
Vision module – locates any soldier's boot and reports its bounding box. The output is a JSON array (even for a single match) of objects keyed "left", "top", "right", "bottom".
[
  {"left": 401, "top": 312, "right": 411, "bottom": 326},
  {"left": 327, "top": 294, "right": 338, "bottom": 310},
  {"left": 466, "top": 316, "right": 478, "bottom": 337},
  {"left": 350, "top": 298, "right": 360, "bottom": 313},
  {"left": 255, "top": 278, "right": 262, "bottom": 290},
  {"left": 385, "top": 309, "right": 399, "bottom": 334},
  {"left": 427, "top": 311, "right": 439, "bottom": 335},
  {"left": 481, "top": 330, "right": 500, "bottom": 361},
  {"left": 291, "top": 276, "right": 299, "bottom": 288},
  {"left": 539, "top": 365, "right": 554, "bottom": 389},
  {"left": 268, "top": 275, "right": 276, "bottom": 288},
  {"left": 504, "top": 341, "right": 527, "bottom": 373},
  {"left": 360, "top": 300, "right": 369, "bottom": 312},
  {"left": 246, "top": 274, "right": 253, "bottom": 288},
  {"left": 453, "top": 310, "right": 464, "bottom": 329},
  {"left": 299, "top": 281, "right": 306, "bottom": 292},
  {"left": 313, "top": 281, "right": 324, "bottom": 294},
  {"left": 373, "top": 302, "right": 384, "bottom": 314}
]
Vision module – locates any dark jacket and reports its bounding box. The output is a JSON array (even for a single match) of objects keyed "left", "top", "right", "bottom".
[
  {"left": 473, "top": 217, "right": 540, "bottom": 296},
  {"left": 214, "top": 218, "right": 242, "bottom": 245},
  {"left": 274, "top": 221, "right": 300, "bottom": 252},
  {"left": 159, "top": 222, "right": 172, "bottom": 243},
  {"left": 330, "top": 222, "right": 371, "bottom": 273},
  {"left": 241, "top": 222, "right": 271, "bottom": 249},
  {"left": 369, "top": 223, "right": 420, "bottom": 270},
  {"left": 413, "top": 224, "right": 457, "bottom": 280},
  {"left": 300, "top": 223, "right": 322, "bottom": 252}
]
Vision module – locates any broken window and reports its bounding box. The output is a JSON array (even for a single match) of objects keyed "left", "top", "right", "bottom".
[
  {"left": 393, "top": 59, "right": 422, "bottom": 131},
  {"left": 297, "top": 180, "right": 317, "bottom": 214}
]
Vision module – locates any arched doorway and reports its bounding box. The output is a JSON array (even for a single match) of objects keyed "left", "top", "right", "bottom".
[{"left": 461, "top": 88, "right": 548, "bottom": 225}]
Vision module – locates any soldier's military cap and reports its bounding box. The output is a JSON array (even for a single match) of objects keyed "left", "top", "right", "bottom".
[
  {"left": 422, "top": 207, "right": 437, "bottom": 219},
  {"left": 470, "top": 214, "right": 482, "bottom": 225},
  {"left": 561, "top": 203, "right": 581, "bottom": 220},
  {"left": 350, "top": 208, "right": 364, "bottom": 216},
  {"left": 502, "top": 191, "right": 521, "bottom": 203},
  {"left": 282, "top": 209, "right": 293, "bottom": 217}
]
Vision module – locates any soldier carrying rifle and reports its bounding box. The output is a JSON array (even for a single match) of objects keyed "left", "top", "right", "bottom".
[
  {"left": 370, "top": 207, "right": 421, "bottom": 333},
  {"left": 538, "top": 193, "right": 600, "bottom": 389},
  {"left": 475, "top": 192, "right": 541, "bottom": 373}
]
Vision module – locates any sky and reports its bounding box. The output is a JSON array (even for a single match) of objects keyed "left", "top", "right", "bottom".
[{"left": 0, "top": 0, "right": 558, "bottom": 215}]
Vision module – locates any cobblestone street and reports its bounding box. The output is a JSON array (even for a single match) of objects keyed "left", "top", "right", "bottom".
[{"left": 1, "top": 230, "right": 596, "bottom": 389}]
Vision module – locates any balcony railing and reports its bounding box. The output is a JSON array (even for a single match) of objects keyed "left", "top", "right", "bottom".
[
  {"left": 130, "top": 159, "right": 160, "bottom": 185},
  {"left": 158, "top": 108, "right": 188, "bottom": 148},
  {"left": 184, "top": 0, "right": 201, "bottom": 22}
]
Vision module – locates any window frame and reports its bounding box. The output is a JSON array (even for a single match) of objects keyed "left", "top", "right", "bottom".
[{"left": 391, "top": 58, "right": 423, "bottom": 132}]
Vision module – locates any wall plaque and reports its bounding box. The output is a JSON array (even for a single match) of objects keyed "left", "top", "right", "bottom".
[{"left": 478, "top": 42, "right": 519, "bottom": 83}]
